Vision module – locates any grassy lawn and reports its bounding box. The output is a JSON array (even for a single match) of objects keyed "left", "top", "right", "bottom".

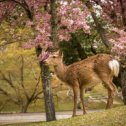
[{"left": 6, "top": 106, "right": 126, "bottom": 126}]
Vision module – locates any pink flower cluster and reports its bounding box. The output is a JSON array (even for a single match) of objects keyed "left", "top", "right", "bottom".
[
  {"left": 58, "top": 0, "right": 90, "bottom": 41},
  {"left": 1, "top": 0, "right": 126, "bottom": 60},
  {"left": 24, "top": 0, "right": 91, "bottom": 61},
  {"left": 110, "top": 28, "right": 126, "bottom": 56}
]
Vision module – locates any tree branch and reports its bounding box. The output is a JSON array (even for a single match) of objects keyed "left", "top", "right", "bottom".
[
  {"left": 19, "top": 55, "right": 29, "bottom": 100},
  {"left": 0, "top": 0, "right": 33, "bottom": 20},
  {"left": 29, "top": 74, "right": 41, "bottom": 102},
  {"left": 85, "top": 1, "right": 110, "bottom": 48},
  {"left": 0, "top": 99, "right": 10, "bottom": 112},
  {"left": 0, "top": 86, "right": 20, "bottom": 104},
  {"left": 119, "top": 0, "right": 126, "bottom": 29},
  {"left": 0, "top": 71, "right": 15, "bottom": 89}
]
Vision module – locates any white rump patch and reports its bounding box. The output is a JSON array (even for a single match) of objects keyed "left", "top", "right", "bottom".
[{"left": 109, "top": 60, "right": 119, "bottom": 77}]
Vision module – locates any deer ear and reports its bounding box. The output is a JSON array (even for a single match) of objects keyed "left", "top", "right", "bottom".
[
  {"left": 55, "top": 50, "right": 63, "bottom": 57},
  {"left": 58, "top": 50, "right": 63, "bottom": 57}
]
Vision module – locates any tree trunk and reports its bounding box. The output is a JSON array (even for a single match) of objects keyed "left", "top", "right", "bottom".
[
  {"left": 41, "top": 63, "right": 56, "bottom": 121},
  {"left": 119, "top": 0, "right": 126, "bottom": 29},
  {"left": 113, "top": 62, "right": 126, "bottom": 105},
  {"left": 21, "top": 102, "right": 29, "bottom": 113},
  {"left": 120, "top": 64, "right": 126, "bottom": 104},
  {"left": 50, "top": 0, "right": 59, "bottom": 50},
  {"left": 36, "top": 47, "right": 56, "bottom": 121}
]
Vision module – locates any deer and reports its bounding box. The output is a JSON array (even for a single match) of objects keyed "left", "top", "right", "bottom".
[{"left": 45, "top": 51, "right": 120, "bottom": 117}]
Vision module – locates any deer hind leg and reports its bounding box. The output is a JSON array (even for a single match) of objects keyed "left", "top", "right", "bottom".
[
  {"left": 106, "top": 87, "right": 114, "bottom": 109},
  {"left": 80, "top": 87, "right": 87, "bottom": 114},
  {"left": 72, "top": 83, "right": 80, "bottom": 117},
  {"left": 110, "top": 81, "right": 119, "bottom": 96},
  {"left": 77, "top": 101, "right": 81, "bottom": 109},
  {"left": 103, "top": 80, "right": 116, "bottom": 109}
]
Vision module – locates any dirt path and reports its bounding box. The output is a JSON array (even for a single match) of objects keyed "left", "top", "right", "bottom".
[{"left": 0, "top": 110, "right": 101, "bottom": 125}]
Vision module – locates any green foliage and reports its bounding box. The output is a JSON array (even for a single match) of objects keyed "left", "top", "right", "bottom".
[
  {"left": 60, "top": 41, "right": 80, "bottom": 65},
  {"left": 60, "top": 30, "right": 92, "bottom": 65},
  {"left": 60, "top": 29, "right": 110, "bottom": 65}
]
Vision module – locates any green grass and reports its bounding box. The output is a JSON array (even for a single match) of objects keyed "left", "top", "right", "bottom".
[{"left": 6, "top": 106, "right": 126, "bottom": 126}]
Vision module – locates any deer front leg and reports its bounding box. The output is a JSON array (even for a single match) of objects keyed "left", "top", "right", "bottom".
[
  {"left": 80, "top": 88, "right": 87, "bottom": 114},
  {"left": 72, "top": 84, "right": 80, "bottom": 117}
]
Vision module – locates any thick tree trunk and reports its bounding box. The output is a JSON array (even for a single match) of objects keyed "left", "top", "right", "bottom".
[
  {"left": 36, "top": 47, "right": 56, "bottom": 121},
  {"left": 113, "top": 62, "right": 126, "bottom": 105},
  {"left": 120, "top": 64, "right": 126, "bottom": 104},
  {"left": 41, "top": 63, "right": 56, "bottom": 121}
]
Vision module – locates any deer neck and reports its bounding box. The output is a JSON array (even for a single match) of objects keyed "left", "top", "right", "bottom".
[{"left": 54, "top": 61, "right": 67, "bottom": 82}]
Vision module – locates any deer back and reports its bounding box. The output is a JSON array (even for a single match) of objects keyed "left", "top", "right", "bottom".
[
  {"left": 93, "top": 54, "right": 114, "bottom": 79},
  {"left": 64, "top": 54, "right": 114, "bottom": 88}
]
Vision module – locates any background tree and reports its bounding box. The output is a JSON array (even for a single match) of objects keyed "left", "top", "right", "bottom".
[{"left": 0, "top": 49, "right": 42, "bottom": 112}]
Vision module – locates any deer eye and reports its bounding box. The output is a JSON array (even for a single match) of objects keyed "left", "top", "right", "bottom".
[{"left": 52, "top": 56, "right": 56, "bottom": 58}]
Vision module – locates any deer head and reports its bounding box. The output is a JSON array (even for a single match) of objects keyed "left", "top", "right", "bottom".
[{"left": 45, "top": 50, "right": 63, "bottom": 67}]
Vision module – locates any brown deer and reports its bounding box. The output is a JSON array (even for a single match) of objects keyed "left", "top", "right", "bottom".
[{"left": 45, "top": 51, "right": 119, "bottom": 117}]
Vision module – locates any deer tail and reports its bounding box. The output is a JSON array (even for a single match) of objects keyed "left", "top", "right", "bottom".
[{"left": 109, "top": 59, "right": 119, "bottom": 77}]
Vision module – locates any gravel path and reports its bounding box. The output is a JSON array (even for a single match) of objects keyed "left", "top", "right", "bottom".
[{"left": 0, "top": 110, "right": 101, "bottom": 125}]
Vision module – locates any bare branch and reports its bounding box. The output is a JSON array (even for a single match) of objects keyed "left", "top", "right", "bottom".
[
  {"left": 29, "top": 74, "right": 41, "bottom": 102},
  {"left": 0, "top": 71, "right": 15, "bottom": 89},
  {"left": 32, "top": 91, "right": 43, "bottom": 102},
  {"left": 0, "top": 87, "right": 19, "bottom": 104},
  {"left": 30, "top": 62, "right": 38, "bottom": 80},
  {"left": 0, "top": 99, "right": 10, "bottom": 112},
  {"left": 0, "top": 87, "right": 10, "bottom": 96},
  {"left": 19, "top": 55, "right": 29, "bottom": 100},
  {"left": 0, "top": 41, "right": 17, "bottom": 48},
  {"left": 0, "top": 71, "right": 24, "bottom": 104}
]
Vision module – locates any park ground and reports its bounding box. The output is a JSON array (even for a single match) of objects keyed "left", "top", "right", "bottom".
[
  {"left": 0, "top": 84, "right": 124, "bottom": 126},
  {"left": 4, "top": 106, "right": 126, "bottom": 126}
]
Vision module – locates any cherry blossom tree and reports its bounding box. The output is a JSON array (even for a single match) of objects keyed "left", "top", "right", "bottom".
[
  {"left": 0, "top": 1, "right": 125, "bottom": 58},
  {"left": 90, "top": 0, "right": 126, "bottom": 57},
  {"left": 89, "top": 0, "right": 126, "bottom": 104}
]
